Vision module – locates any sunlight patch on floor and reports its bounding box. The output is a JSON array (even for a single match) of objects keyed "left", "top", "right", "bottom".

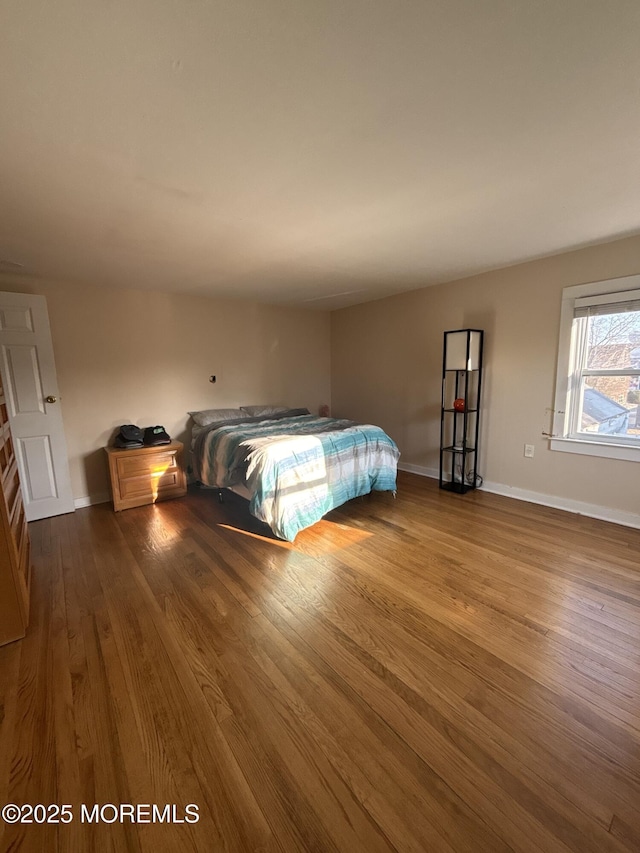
[
  {"left": 218, "top": 519, "right": 373, "bottom": 553},
  {"left": 218, "top": 524, "right": 294, "bottom": 549}
]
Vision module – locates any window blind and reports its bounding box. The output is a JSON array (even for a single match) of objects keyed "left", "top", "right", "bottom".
[{"left": 574, "top": 288, "right": 640, "bottom": 318}]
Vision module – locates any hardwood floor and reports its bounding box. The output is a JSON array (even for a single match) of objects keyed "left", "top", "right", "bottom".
[{"left": 0, "top": 471, "right": 639, "bottom": 852}]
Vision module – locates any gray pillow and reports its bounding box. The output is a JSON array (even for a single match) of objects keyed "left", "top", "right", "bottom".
[
  {"left": 240, "top": 405, "right": 289, "bottom": 417},
  {"left": 188, "top": 407, "right": 250, "bottom": 427}
]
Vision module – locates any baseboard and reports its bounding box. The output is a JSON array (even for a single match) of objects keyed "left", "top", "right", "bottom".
[
  {"left": 74, "top": 492, "right": 110, "bottom": 509},
  {"left": 480, "top": 480, "right": 640, "bottom": 530},
  {"left": 398, "top": 462, "right": 439, "bottom": 479},
  {"left": 397, "top": 463, "right": 640, "bottom": 530}
]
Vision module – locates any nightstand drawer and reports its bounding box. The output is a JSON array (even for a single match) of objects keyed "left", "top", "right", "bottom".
[
  {"left": 116, "top": 449, "right": 178, "bottom": 481},
  {"left": 118, "top": 468, "right": 182, "bottom": 501}
]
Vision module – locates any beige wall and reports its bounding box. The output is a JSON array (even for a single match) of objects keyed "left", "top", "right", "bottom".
[
  {"left": 0, "top": 277, "right": 331, "bottom": 502},
  {"left": 331, "top": 234, "right": 640, "bottom": 521}
]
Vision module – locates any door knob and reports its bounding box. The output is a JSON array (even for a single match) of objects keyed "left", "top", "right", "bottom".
[{"left": 46, "top": 395, "right": 57, "bottom": 404}]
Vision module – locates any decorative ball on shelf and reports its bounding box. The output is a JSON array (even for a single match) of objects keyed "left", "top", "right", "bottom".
[{"left": 453, "top": 398, "right": 466, "bottom": 412}]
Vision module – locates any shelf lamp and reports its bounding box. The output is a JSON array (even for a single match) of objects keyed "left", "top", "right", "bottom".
[
  {"left": 439, "top": 328, "right": 484, "bottom": 494},
  {"left": 444, "top": 330, "right": 482, "bottom": 371}
]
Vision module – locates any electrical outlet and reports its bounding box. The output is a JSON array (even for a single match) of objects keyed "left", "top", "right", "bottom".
[{"left": 524, "top": 444, "right": 535, "bottom": 458}]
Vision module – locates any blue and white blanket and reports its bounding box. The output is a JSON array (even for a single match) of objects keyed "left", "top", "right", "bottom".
[{"left": 193, "top": 414, "right": 400, "bottom": 541}]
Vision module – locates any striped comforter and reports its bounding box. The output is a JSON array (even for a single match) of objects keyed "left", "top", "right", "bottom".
[{"left": 193, "top": 414, "right": 400, "bottom": 541}]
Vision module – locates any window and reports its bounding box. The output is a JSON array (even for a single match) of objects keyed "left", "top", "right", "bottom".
[{"left": 551, "top": 275, "right": 640, "bottom": 462}]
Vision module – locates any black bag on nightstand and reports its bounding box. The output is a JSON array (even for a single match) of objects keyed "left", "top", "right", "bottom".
[
  {"left": 114, "top": 424, "right": 144, "bottom": 449},
  {"left": 143, "top": 425, "right": 171, "bottom": 446}
]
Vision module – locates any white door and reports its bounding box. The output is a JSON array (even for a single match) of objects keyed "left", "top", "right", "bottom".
[{"left": 0, "top": 292, "right": 74, "bottom": 520}]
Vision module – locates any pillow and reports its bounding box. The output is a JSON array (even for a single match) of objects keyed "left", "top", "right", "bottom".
[
  {"left": 240, "top": 404, "right": 290, "bottom": 417},
  {"left": 188, "top": 407, "right": 250, "bottom": 427}
]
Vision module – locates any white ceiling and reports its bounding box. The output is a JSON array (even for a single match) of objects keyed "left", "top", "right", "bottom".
[{"left": 1, "top": 1, "right": 640, "bottom": 310}]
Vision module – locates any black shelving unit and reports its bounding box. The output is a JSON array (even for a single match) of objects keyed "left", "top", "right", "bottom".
[{"left": 439, "top": 329, "right": 484, "bottom": 493}]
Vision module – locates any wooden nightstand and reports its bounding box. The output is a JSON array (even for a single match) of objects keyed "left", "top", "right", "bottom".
[{"left": 105, "top": 440, "right": 187, "bottom": 511}]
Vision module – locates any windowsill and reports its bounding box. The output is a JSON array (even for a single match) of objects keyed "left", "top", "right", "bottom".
[{"left": 550, "top": 436, "right": 640, "bottom": 462}]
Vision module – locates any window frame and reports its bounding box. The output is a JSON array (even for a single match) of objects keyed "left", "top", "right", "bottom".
[{"left": 551, "top": 274, "right": 640, "bottom": 463}]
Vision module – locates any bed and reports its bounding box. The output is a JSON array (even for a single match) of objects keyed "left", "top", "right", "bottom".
[{"left": 190, "top": 407, "right": 400, "bottom": 541}]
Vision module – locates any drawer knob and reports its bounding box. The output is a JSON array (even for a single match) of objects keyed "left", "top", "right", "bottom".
[{"left": 45, "top": 395, "right": 57, "bottom": 404}]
